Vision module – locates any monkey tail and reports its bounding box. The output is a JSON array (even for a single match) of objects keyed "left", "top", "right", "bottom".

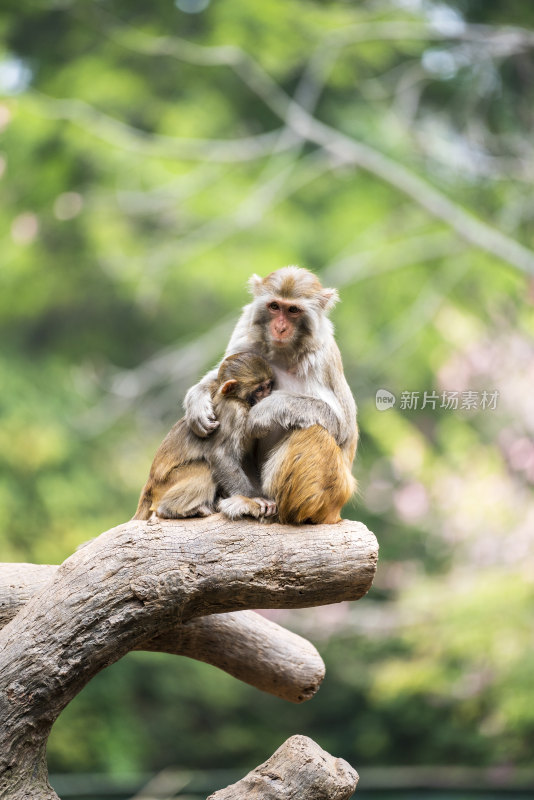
[
  {"left": 132, "top": 483, "right": 153, "bottom": 520},
  {"left": 263, "top": 424, "right": 356, "bottom": 525}
]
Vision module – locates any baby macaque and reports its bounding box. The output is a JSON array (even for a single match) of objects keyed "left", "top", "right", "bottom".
[{"left": 133, "top": 353, "right": 276, "bottom": 521}]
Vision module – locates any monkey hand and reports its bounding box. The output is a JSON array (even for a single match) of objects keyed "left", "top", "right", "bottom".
[
  {"left": 218, "top": 495, "right": 277, "bottom": 521},
  {"left": 187, "top": 396, "right": 220, "bottom": 437}
]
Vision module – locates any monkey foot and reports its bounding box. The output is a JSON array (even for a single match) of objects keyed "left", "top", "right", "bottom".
[
  {"left": 218, "top": 495, "right": 277, "bottom": 521},
  {"left": 251, "top": 497, "right": 277, "bottom": 517}
]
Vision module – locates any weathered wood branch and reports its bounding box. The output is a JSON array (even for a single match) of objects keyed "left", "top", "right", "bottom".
[
  {"left": 0, "top": 564, "right": 324, "bottom": 703},
  {"left": 145, "top": 610, "right": 326, "bottom": 703},
  {"left": 208, "top": 735, "right": 358, "bottom": 799},
  {"left": 0, "top": 515, "right": 377, "bottom": 799},
  {"left": 0, "top": 563, "right": 57, "bottom": 627}
]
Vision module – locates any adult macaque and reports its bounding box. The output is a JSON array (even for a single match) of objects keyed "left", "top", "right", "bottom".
[
  {"left": 184, "top": 266, "right": 357, "bottom": 523},
  {"left": 134, "top": 353, "right": 276, "bottom": 521}
]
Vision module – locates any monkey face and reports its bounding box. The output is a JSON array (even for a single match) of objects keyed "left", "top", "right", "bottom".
[
  {"left": 247, "top": 378, "right": 274, "bottom": 406},
  {"left": 248, "top": 268, "right": 339, "bottom": 360},
  {"left": 265, "top": 299, "right": 304, "bottom": 345},
  {"left": 217, "top": 353, "right": 274, "bottom": 406}
]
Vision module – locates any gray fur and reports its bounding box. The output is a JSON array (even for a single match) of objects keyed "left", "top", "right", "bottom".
[{"left": 184, "top": 269, "right": 357, "bottom": 459}]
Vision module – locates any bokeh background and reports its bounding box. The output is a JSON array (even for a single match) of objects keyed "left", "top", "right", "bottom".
[{"left": 1, "top": 0, "right": 534, "bottom": 797}]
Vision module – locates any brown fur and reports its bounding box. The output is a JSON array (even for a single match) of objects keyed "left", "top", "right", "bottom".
[
  {"left": 133, "top": 354, "right": 274, "bottom": 521},
  {"left": 259, "top": 268, "right": 324, "bottom": 300},
  {"left": 133, "top": 421, "right": 217, "bottom": 520},
  {"left": 134, "top": 454, "right": 216, "bottom": 520}
]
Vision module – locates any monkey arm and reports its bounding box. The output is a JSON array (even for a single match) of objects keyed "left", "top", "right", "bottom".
[
  {"left": 325, "top": 353, "right": 358, "bottom": 461},
  {"left": 246, "top": 391, "right": 342, "bottom": 443},
  {"left": 183, "top": 304, "right": 257, "bottom": 438},
  {"left": 223, "top": 303, "right": 256, "bottom": 356},
  {"left": 337, "top": 379, "right": 358, "bottom": 467},
  {"left": 184, "top": 367, "right": 220, "bottom": 437}
]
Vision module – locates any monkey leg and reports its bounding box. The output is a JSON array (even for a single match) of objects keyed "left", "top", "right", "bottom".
[
  {"left": 262, "top": 424, "right": 356, "bottom": 525},
  {"left": 155, "top": 463, "right": 217, "bottom": 519},
  {"left": 218, "top": 495, "right": 277, "bottom": 521}
]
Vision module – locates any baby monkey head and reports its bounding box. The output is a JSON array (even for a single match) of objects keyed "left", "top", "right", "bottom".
[{"left": 216, "top": 352, "right": 274, "bottom": 407}]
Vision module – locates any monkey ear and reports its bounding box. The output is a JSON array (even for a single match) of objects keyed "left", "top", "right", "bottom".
[
  {"left": 220, "top": 379, "right": 239, "bottom": 396},
  {"left": 319, "top": 287, "right": 339, "bottom": 311},
  {"left": 247, "top": 274, "right": 264, "bottom": 296}
]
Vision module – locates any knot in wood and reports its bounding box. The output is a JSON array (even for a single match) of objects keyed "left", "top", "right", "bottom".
[
  {"left": 130, "top": 575, "right": 161, "bottom": 605},
  {"left": 5, "top": 682, "right": 26, "bottom": 703},
  {"left": 130, "top": 571, "right": 189, "bottom": 619}
]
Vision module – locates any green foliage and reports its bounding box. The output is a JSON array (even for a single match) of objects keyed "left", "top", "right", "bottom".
[{"left": 1, "top": 0, "right": 533, "bottom": 783}]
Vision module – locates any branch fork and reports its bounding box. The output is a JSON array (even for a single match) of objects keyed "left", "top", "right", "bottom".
[{"left": 0, "top": 515, "right": 377, "bottom": 799}]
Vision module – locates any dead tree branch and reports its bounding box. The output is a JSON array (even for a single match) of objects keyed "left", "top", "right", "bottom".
[
  {"left": 0, "top": 564, "right": 325, "bottom": 704},
  {"left": 0, "top": 515, "right": 377, "bottom": 799},
  {"left": 208, "top": 734, "right": 359, "bottom": 800}
]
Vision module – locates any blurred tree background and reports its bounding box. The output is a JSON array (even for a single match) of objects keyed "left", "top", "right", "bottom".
[{"left": 1, "top": 0, "right": 534, "bottom": 793}]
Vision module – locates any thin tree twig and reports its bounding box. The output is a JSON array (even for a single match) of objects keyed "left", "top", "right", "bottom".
[
  {"left": 100, "top": 17, "right": 534, "bottom": 275},
  {"left": 228, "top": 59, "right": 534, "bottom": 275},
  {"left": 28, "top": 92, "right": 292, "bottom": 163}
]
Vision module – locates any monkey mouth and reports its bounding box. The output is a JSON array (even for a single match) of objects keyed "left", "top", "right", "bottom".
[{"left": 272, "top": 333, "right": 293, "bottom": 344}]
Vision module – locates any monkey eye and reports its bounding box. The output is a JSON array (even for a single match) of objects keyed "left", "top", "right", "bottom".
[
  {"left": 288, "top": 305, "right": 302, "bottom": 314},
  {"left": 268, "top": 301, "right": 280, "bottom": 311}
]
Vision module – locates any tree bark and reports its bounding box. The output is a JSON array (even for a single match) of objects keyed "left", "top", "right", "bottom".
[
  {"left": 208, "top": 735, "right": 358, "bottom": 799},
  {"left": 145, "top": 610, "right": 326, "bottom": 703},
  {"left": 0, "top": 515, "right": 377, "bottom": 799},
  {"left": 0, "top": 563, "right": 57, "bottom": 628},
  {"left": 0, "top": 564, "right": 325, "bottom": 704}
]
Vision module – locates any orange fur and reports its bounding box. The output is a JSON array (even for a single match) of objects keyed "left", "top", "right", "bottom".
[{"left": 262, "top": 425, "right": 356, "bottom": 524}]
